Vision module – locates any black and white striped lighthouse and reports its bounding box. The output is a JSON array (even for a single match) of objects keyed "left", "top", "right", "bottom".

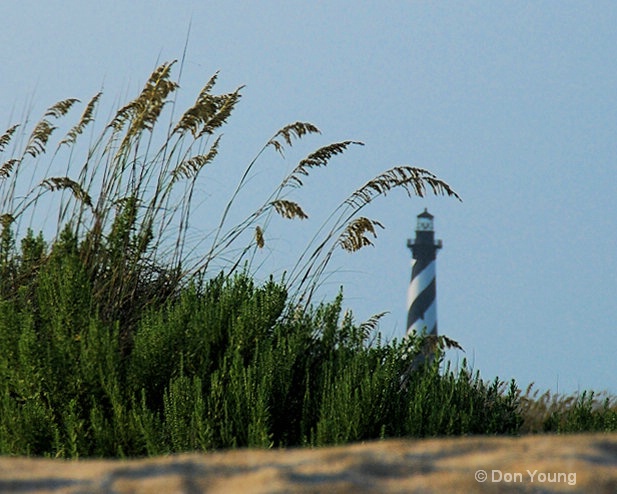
[{"left": 406, "top": 209, "right": 442, "bottom": 338}]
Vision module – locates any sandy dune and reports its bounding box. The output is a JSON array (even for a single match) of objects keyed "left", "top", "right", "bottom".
[{"left": 1, "top": 433, "right": 616, "bottom": 493}]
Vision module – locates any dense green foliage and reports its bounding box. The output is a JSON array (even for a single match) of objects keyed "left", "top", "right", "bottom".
[
  {"left": 0, "top": 230, "right": 525, "bottom": 457},
  {"left": 2, "top": 229, "right": 612, "bottom": 459}
]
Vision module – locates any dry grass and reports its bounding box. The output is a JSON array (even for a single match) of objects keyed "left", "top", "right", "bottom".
[{"left": 518, "top": 383, "right": 617, "bottom": 433}]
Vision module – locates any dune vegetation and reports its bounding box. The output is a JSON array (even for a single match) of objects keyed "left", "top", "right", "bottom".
[{"left": 0, "top": 62, "right": 614, "bottom": 457}]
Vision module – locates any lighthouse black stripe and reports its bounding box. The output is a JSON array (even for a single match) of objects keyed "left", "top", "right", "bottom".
[
  {"left": 407, "top": 279, "right": 436, "bottom": 328},
  {"left": 408, "top": 261, "right": 435, "bottom": 308},
  {"left": 406, "top": 277, "right": 436, "bottom": 330},
  {"left": 408, "top": 298, "right": 438, "bottom": 336},
  {"left": 407, "top": 302, "right": 438, "bottom": 336},
  {"left": 407, "top": 299, "right": 438, "bottom": 336},
  {"left": 410, "top": 254, "right": 432, "bottom": 275}
]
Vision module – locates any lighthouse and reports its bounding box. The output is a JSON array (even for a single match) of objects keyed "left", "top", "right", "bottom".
[{"left": 406, "top": 209, "right": 442, "bottom": 338}]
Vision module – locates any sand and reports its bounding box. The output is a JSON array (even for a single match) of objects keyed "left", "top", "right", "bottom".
[{"left": 1, "top": 433, "right": 616, "bottom": 493}]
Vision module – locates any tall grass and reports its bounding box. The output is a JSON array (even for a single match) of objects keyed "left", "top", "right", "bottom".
[{"left": 0, "top": 61, "right": 459, "bottom": 326}]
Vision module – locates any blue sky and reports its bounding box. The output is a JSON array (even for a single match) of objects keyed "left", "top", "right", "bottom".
[{"left": 2, "top": 1, "right": 616, "bottom": 396}]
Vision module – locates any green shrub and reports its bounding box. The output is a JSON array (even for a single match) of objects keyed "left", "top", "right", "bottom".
[{"left": 0, "top": 253, "right": 527, "bottom": 457}]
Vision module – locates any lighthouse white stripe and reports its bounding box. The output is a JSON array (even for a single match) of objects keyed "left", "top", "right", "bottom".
[
  {"left": 406, "top": 260, "right": 436, "bottom": 310},
  {"left": 407, "top": 299, "right": 437, "bottom": 336}
]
